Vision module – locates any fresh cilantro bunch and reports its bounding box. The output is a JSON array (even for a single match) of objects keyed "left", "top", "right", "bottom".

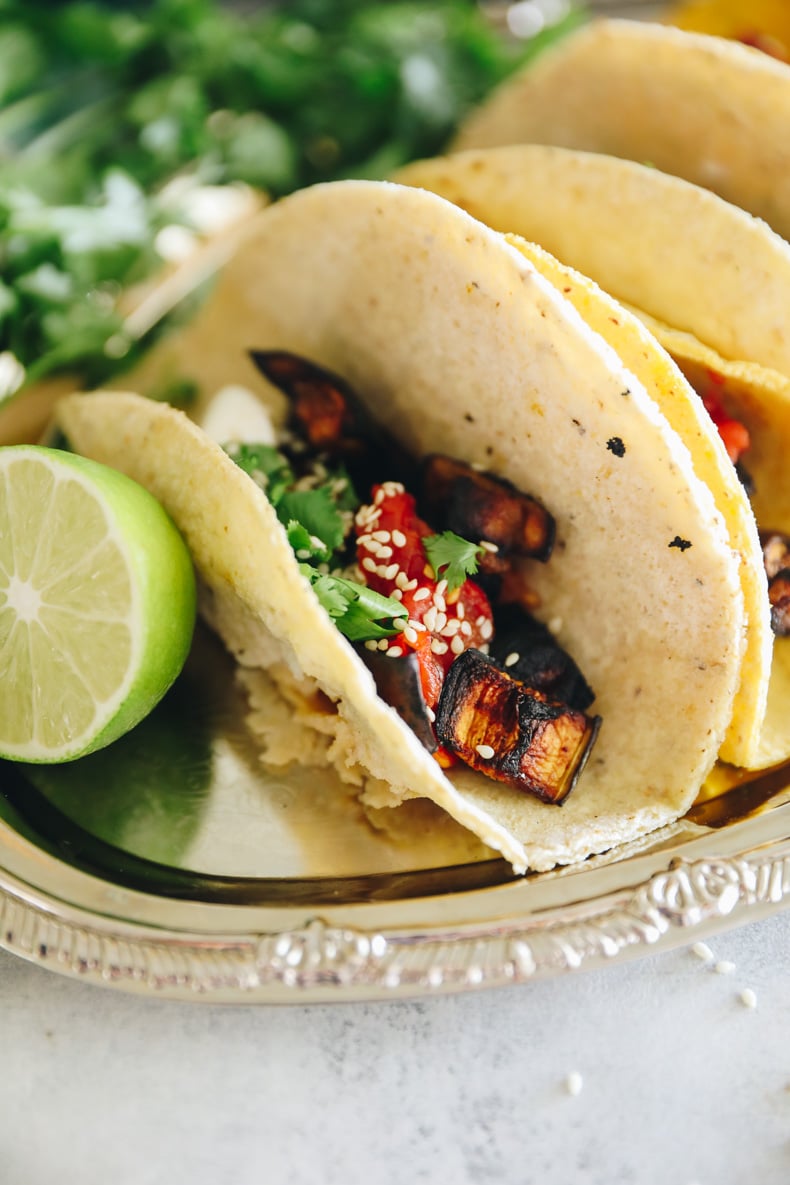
[
  {"left": 423, "top": 531, "right": 485, "bottom": 590},
  {"left": 226, "top": 440, "right": 407, "bottom": 642}
]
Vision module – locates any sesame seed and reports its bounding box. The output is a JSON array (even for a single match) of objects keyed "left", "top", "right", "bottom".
[
  {"left": 441, "top": 620, "right": 461, "bottom": 637},
  {"left": 431, "top": 639, "right": 449, "bottom": 655},
  {"left": 461, "top": 621, "right": 472, "bottom": 637},
  {"left": 423, "top": 564, "right": 433, "bottom": 578},
  {"left": 387, "top": 646, "right": 404, "bottom": 658},
  {"left": 296, "top": 549, "right": 311, "bottom": 560},
  {"left": 405, "top": 579, "right": 418, "bottom": 591},
  {"left": 378, "top": 639, "right": 389, "bottom": 651},
  {"left": 374, "top": 490, "right": 385, "bottom": 505},
  {"left": 457, "top": 603, "right": 465, "bottom": 619},
  {"left": 549, "top": 616, "right": 563, "bottom": 634},
  {"left": 377, "top": 545, "right": 393, "bottom": 559},
  {"left": 384, "top": 563, "right": 399, "bottom": 580},
  {"left": 451, "top": 635, "right": 465, "bottom": 655},
  {"left": 739, "top": 988, "right": 757, "bottom": 1009},
  {"left": 404, "top": 627, "right": 418, "bottom": 645},
  {"left": 714, "top": 960, "right": 736, "bottom": 975},
  {"left": 364, "top": 640, "right": 378, "bottom": 651},
  {"left": 475, "top": 744, "right": 495, "bottom": 760},
  {"left": 436, "top": 579, "right": 448, "bottom": 598},
  {"left": 408, "top": 618, "right": 426, "bottom": 632},
  {"left": 392, "top": 589, "right": 403, "bottom": 601},
  {"left": 480, "top": 619, "right": 493, "bottom": 641},
  {"left": 424, "top": 607, "right": 438, "bottom": 632},
  {"left": 479, "top": 540, "right": 499, "bottom": 553},
  {"left": 392, "top": 618, "right": 406, "bottom": 632},
  {"left": 372, "top": 530, "right": 391, "bottom": 543},
  {"left": 357, "top": 534, "right": 374, "bottom": 547},
  {"left": 381, "top": 481, "right": 405, "bottom": 496},
  {"left": 565, "top": 1072, "right": 583, "bottom": 1097},
  {"left": 362, "top": 557, "right": 378, "bottom": 573},
  {"left": 396, "top": 571, "right": 410, "bottom": 590},
  {"left": 475, "top": 615, "right": 486, "bottom": 627},
  {"left": 434, "top": 595, "right": 447, "bottom": 613},
  {"left": 392, "top": 530, "right": 407, "bottom": 548},
  {"left": 691, "top": 942, "right": 713, "bottom": 962},
  {"left": 434, "top": 612, "right": 447, "bottom": 631},
  {"left": 426, "top": 707, "right": 436, "bottom": 723},
  {"left": 505, "top": 652, "right": 520, "bottom": 668},
  {"left": 413, "top": 587, "right": 430, "bottom": 601},
  {"left": 309, "top": 535, "right": 324, "bottom": 551}
]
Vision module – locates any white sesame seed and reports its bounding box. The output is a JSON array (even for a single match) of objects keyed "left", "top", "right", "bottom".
[
  {"left": 372, "top": 530, "right": 391, "bottom": 543},
  {"left": 565, "top": 1072, "right": 583, "bottom": 1097},
  {"left": 408, "top": 618, "right": 426, "bottom": 632},
  {"left": 456, "top": 603, "right": 465, "bottom": 619},
  {"left": 357, "top": 534, "right": 374, "bottom": 547},
  {"left": 381, "top": 481, "right": 405, "bottom": 496},
  {"left": 479, "top": 540, "right": 499, "bottom": 553},
  {"left": 691, "top": 942, "right": 714, "bottom": 962},
  {"left": 480, "top": 619, "right": 493, "bottom": 640},
  {"left": 404, "top": 627, "right": 419, "bottom": 645},
  {"left": 362, "top": 557, "right": 378, "bottom": 573},
  {"left": 549, "top": 616, "right": 563, "bottom": 634},
  {"left": 714, "top": 960, "right": 736, "bottom": 975},
  {"left": 739, "top": 988, "right": 757, "bottom": 1009},
  {"left": 384, "top": 563, "right": 399, "bottom": 580},
  {"left": 391, "top": 589, "right": 403, "bottom": 601},
  {"left": 374, "top": 490, "right": 386, "bottom": 505},
  {"left": 413, "top": 587, "right": 430, "bottom": 602},
  {"left": 424, "top": 607, "right": 438, "bottom": 632},
  {"left": 387, "top": 646, "right": 404, "bottom": 658},
  {"left": 309, "top": 535, "right": 324, "bottom": 551},
  {"left": 392, "top": 530, "right": 407, "bottom": 548},
  {"left": 434, "top": 595, "right": 447, "bottom": 614},
  {"left": 504, "top": 652, "right": 520, "bottom": 668},
  {"left": 405, "top": 578, "right": 418, "bottom": 591},
  {"left": 461, "top": 621, "right": 472, "bottom": 637},
  {"left": 451, "top": 635, "right": 465, "bottom": 655},
  {"left": 296, "top": 549, "right": 311, "bottom": 560},
  {"left": 378, "top": 639, "right": 390, "bottom": 651},
  {"left": 364, "top": 640, "right": 378, "bottom": 651},
  {"left": 436, "top": 579, "right": 448, "bottom": 598},
  {"left": 434, "top": 612, "right": 448, "bottom": 632},
  {"left": 431, "top": 639, "right": 449, "bottom": 655},
  {"left": 475, "top": 615, "right": 487, "bottom": 627},
  {"left": 441, "top": 620, "right": 461, "bottom": 637},
  {"left": 392, "top": 618, "right": 406, "bottom": 631},
  {"left": 426, "top": 707, "right": 436, "bottom": 723},
  {"left": 475, "top": 744, "right": 495, "bottom": 760},
  {"left": 377, "top": 545, "right": 393, "bottom": 559},
  {"left": 396, "top": 571, "right": 410, "bottom": 590}
]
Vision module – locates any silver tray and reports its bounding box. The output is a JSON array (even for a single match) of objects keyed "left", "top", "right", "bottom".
[{"left": 2, "top": 623, "right": 790, "bottom": 1003}]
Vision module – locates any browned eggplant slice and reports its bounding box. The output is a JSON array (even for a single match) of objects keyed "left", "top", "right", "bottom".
[
  {"left": 758, "top": 532, "right": 790, "bottom": 635},
  {"left": 435, "top": 649, "right": 600, "bottom": 804},
  {"left": 358, "top": 647, "right": 437, "bottom": 753},
  {"left": 421, "top": 455, "right": 555, "bottom": 561},
  {"left": 488, "top": 605, "right": 595, "bottom": 711},
  {"left": 250, "top": 351, "right": 356, "bottom": 449}
]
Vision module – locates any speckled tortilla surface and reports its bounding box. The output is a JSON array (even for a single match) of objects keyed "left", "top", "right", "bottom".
[{"left": 56, "top": 182, "right": 746, "bottom": 872}]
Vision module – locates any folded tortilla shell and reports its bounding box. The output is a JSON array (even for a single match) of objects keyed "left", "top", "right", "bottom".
[
  {"left": 453, "top": 18, "right": 790, "bottom": 243},
  {"left": 56, "top": 181, "right": 746, "bottom": 872}
]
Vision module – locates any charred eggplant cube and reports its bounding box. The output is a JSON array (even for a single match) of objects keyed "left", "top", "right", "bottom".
[
  {"left": 435, "top": 649, "right": 600, "bottom": 804},
  {"left": 488, "top": 604, "right": 595, "bottom": 711}
]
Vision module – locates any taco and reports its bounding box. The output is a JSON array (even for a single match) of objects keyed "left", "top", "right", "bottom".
[
  {"left": 452, "top": 18, "right": 790, "bottom": 243},
  {"left": 394, "top": 143, "right": 790, "bottom": 769},
  {"left": 54, "top": 180, "right": 746, "bottom": 874}
]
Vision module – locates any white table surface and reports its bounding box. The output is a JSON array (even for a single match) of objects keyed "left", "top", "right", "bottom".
[{"left": 2, "top": 909, "right": 789, "bottom": 1185}]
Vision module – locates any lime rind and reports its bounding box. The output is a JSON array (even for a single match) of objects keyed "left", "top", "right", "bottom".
[{"left": 0, "top": 445, "right": 196, "bottom": 762}]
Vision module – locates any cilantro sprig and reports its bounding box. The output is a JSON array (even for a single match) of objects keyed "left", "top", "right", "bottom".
[
  {"left": 299, "top": 565, "right": 407, "bottom": 642},
  {"left": 422, "top": 531, "right": 485, "bottom": 591}
]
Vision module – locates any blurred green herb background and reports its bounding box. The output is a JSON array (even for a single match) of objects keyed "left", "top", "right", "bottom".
[{"left": 0, "top": 0, "right": 582, "bottom": 393}]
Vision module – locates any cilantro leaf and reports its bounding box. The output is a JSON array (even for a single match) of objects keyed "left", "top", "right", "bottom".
[
  {"left": 422, "top": 531, "right": 484, "bottom": 591},
  {"left": 226, "top": 443, "right": 293, "bottom": 503},
  {"left": 286, "top": 519, "right": 328, "bottom": 561},
  {"left": 276, "top": 486, "right": 346, "bottom": 554},
  {"left": 298, "top": 564, "right": 406, "bottom": 642}
]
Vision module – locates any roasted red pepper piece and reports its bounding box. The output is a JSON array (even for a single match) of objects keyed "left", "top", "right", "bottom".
[{"left": 701, "top": 371, "right": 751, "bottom": 465}]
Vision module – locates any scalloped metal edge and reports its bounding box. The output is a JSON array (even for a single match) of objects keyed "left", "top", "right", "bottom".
[{"left": 2, "top": 839, "right": 789, "bottom": 1001}]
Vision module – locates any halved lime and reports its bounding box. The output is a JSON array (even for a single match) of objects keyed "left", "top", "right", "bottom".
[{"left": 0, "top": 446, "right": 197, "bottom": 763}]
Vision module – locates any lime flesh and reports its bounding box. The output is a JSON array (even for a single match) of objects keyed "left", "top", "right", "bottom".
[{"left": 0, "top": 446, "right": 196, "bottom": 762}]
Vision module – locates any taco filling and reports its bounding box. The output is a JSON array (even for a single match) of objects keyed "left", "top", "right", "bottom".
[{"left": 225, "top": 350, "right": 600, "bottom": 805}]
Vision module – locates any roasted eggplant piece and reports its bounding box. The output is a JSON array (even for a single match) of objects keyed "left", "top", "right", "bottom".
[
  {"left": 488, "top": 605, "right": 595, "bottom": 711},
  {"left": 250, "top": 350, "right": 417, "bottom": 491},
  {"left": 358, "top": 647, "right": 437, "bottom": 753},
  {"left": 759, "top": 531, "right": 790, "bottom": 635},
  {"left": 435, "top": 649, "right": 600, "bottom": 804},
  {"left": 421, "top": 455, "right": 555, "bottom": 561}
]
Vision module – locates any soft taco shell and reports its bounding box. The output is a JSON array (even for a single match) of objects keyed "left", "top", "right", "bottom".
[
  {"left": 453, "top": 18, "right": 790, "bottom": 242},
  {"left": 56, "top": 181, "right": 746, "bottom": 873},
  {"left": 395, "top": 146, "right": 790, "bottom": 767}
]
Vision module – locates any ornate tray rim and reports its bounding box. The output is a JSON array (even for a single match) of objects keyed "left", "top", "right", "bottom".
[{"left": 2, "top": 801, "right": 789, "bottom": 1002}]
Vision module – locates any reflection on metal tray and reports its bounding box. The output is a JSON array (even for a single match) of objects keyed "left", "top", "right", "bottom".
[{"left": 1, "top": 621, "right": 790, "bottom": 1002}]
